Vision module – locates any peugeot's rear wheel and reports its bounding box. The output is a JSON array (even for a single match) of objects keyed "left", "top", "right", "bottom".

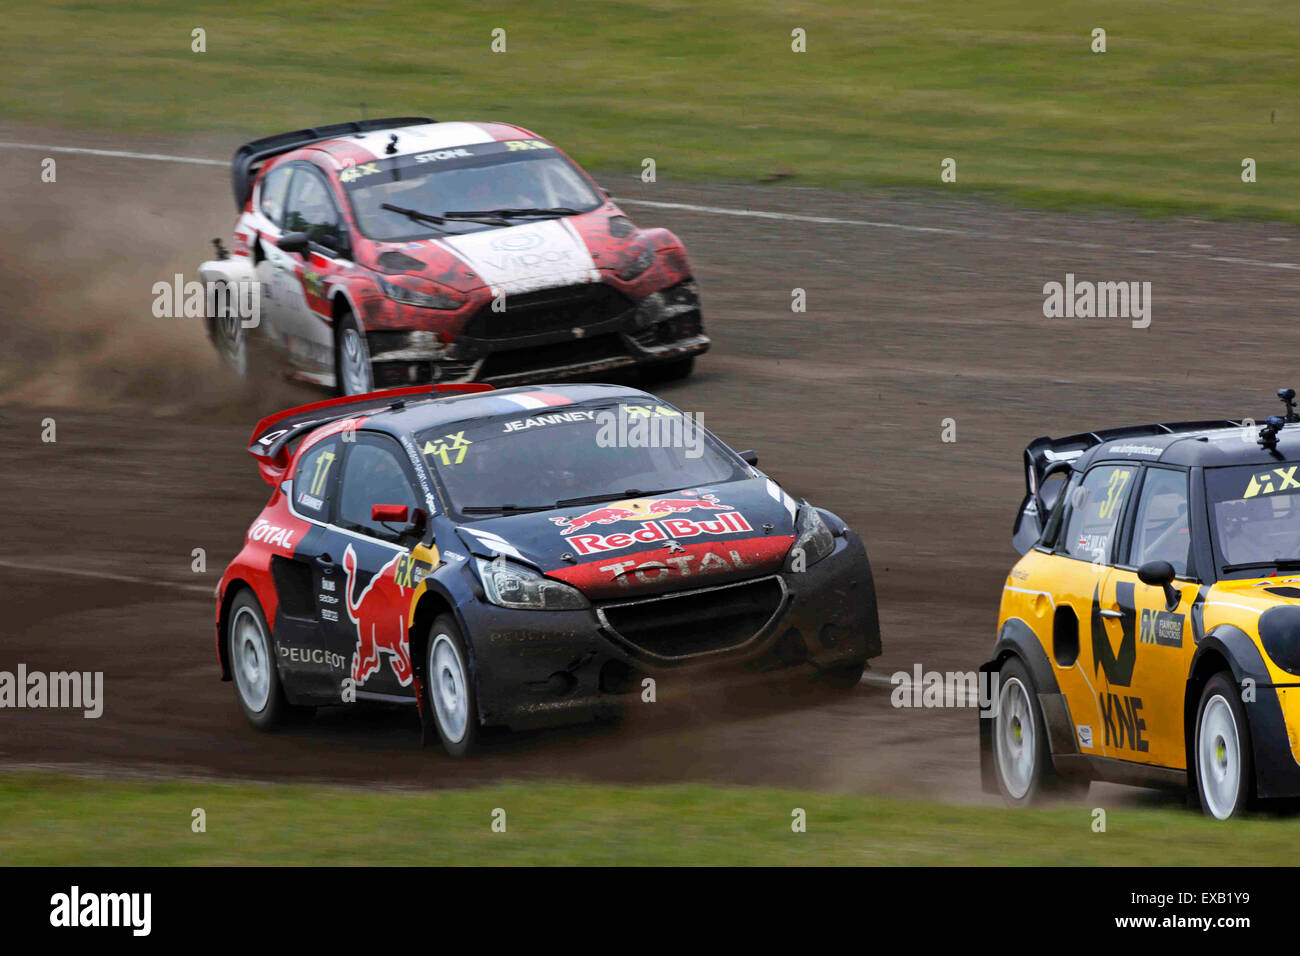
[
  {"left": 425, "top": 615, "right": 479, "bottom": 758},
  {"left": 1195, "top": 673, "right": 1254, "bottom": 820},
  {"left": 228, "top": 590, "right": 299, "bottom": 730},
  {"left": 335, "top": 309, "right": 374, "bottom": 396}
]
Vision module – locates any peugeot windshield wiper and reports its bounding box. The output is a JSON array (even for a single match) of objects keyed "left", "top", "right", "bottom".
[
  {"left": 1221, "top": 559, "right": 1300, "bottom": 573},
  {"left": 443, "top": 207, "right": 579, "bottom": 221},
  {"left": 553, "top": 488, "right": 682, "bottom": 508},
  {"left": 461, "top": 504, "right": 552, "bottom": 515}
]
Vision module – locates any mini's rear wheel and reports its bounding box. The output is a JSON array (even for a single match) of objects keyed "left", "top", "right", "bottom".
[
  {"left": 424, "top": 615, "right": 479, "bottom": 758},
  {"left": 1194, "top": 673, "right": 1254, "bottom": 820}
]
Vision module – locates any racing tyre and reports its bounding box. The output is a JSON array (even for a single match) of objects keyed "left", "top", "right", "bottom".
[
  {"left": 207, "top": 280, "right": 249, "bottom": 377},
  {"left": 335, "top": 308, "right": 374, "bottom": 396},
  {"left": 643, "top": 356, "right": 694, "bottom": 383},
  {"left": 822, "top": 659, "right": 866, "bottom": 689},
  {"left": 1194, "top": 673, "right": 1255, "bottom": 820},
  {"left": 228, "top": 589, "right": 300, "bottom": 730},
  {"left": 424, "top": 615, "right": 480, "bottom": 758},
  {"left": 992, "top": 657, "right": 1086, "bottom": 806}
]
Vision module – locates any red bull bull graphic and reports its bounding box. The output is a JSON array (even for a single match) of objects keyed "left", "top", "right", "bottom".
[
  {"left": 343, "top": 545, "right": 414, "bottom": 687},
  {"left": 549, "top": 492, "right": 749, "bottom": 556}
]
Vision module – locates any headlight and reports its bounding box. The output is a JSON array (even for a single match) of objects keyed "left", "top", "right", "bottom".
[
  {"left": 616, "top": 245, "right": 655, "bottom": 281},
  {"left": 376, "top": 276, "right": 463, "bottom": 310},
  {"left": 475, "top": 557, "right": 591, "bottom": 611},
  {"left": 786, "top": 504, "right": 835, "bottom": 572}
]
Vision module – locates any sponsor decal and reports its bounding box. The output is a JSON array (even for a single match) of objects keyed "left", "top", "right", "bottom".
[
  {"left": 423, "top": 431, "right": 472, "bottom": 466},
  {"left": 248, "top": 518, "right": 296, "bottom": 550},
  {"left": 489, "top": 231, "right": 545, "bottom": 252},
  {"left": 1139, "top": 608, "right": 1184, "bottom": 647},
  {"left": 503, "top": 139, "right": 552, "bottom": 152},
  {"left": 1100, "top": 692, "right": 1149, "bottom": 752},
  {"left": 566, "top": 513, "right": 753, "bottom": 557},
  {"left": 1077, "top": 724, "right": 1094, "bottom": 748},
  {"left": 549, "top": 492, "right": 751, "bottom": 556},
  {"left": 279, "top": 646, "right": 346, "bottom": 670},
  {"left": 1243, "top": 465, "right": 1300, "bottom": 499},
  {"left": 414, "top": 148, "right": 472, "bottom": 163},
  {"left": 339, "top": 162, "right": 381, "bottom": 182},
  {"left": 1092, "top": 582, "right": 1137, "bottom": 686},
  {"left": 1106, "top": 443, "right": 1163, "bottom": 456},
  {"left": 342, "top": 545, "right": 427, "bottom": 687},
  {"left": 502, "top": 410, "right": 597, "bottom": 432},
  {"left": 599, "top": 548, "right": 753, "bottom": 588}
]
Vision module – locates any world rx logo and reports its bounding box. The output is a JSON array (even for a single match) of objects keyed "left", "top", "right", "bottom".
[{"left": 1244, "top": 465, "right": 1300, "bottom": 499}]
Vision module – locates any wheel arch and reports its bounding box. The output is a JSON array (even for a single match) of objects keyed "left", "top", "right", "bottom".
[{"left": 216, "top": 578, "right": 259, "bottom": 681}]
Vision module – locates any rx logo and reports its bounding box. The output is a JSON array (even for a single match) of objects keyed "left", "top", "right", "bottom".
[
  {"left": 422, "top": 431, "right": 472, "bottom": 466},
  {"left": 339, "top": 162, "right": 380, "bottom": 182},
  {"left": 1244, "top": 465, "right": 1300, "bottom": 499}
]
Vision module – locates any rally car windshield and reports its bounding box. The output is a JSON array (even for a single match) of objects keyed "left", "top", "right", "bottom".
[
  {"left": 340, "top": 140, "right": 602, "bottom": 241},
  {"left": 1207, "top": 463, "right": 1300, "bottom": 575},
  {"left": 414, "top": 404, "right": 746, "bottom": 517}
]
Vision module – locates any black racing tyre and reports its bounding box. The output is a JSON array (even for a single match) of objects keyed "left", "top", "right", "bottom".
[
  {"left": 334, "top": 308, "right": 374, "bottom": 396},
  {"left": 227, "top": 589, "right": 303, "bottom": 730},
  {"left": 424, "top": 615, "right": 480, "bottom": 758},
  {"left": 643, "top": 355, "right": 695, "bottom": 383},
  {"left": 1193, "top": 672, "right": 1255, "bottom": 820},
  {"left": 822, "top": 658, "right": 866, "bottom": 689},
  {"left": 207, "top": 279, "right": 249, "bottom": 377}
]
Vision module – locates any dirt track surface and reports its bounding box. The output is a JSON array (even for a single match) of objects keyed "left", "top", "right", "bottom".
[{"left": 2, "top": 128, "right": 1298, "bottom": 802}]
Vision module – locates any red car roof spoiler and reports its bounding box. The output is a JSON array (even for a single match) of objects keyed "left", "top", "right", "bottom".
[{"left": 247, "top": 383, "right": 494, "bottom": 486}]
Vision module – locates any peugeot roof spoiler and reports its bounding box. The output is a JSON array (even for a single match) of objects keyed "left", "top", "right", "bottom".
[
  {"left": 230, "top": 116, "right": 437, "bottom": 208},
  {"left": 247, "top": 383, "right": 492, "bottom": 486}
]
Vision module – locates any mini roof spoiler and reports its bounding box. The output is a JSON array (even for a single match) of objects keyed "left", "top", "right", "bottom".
[
  {"left": 247, "top": 383, "right": 493, "bottom": 486},
  {"left": 1022, "top": 419, "right": 1242, "bottom": 499},
  {"left": 230, "top": 116, "right": 437, "bottom": 208}
]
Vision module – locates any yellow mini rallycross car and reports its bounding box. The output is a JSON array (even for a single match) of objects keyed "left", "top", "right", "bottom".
[{"left": 981, "top": 388, "right": 1300, "bottom": 819}]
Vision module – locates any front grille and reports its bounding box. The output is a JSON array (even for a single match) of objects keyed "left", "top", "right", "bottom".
[
  {"left": 463, "top": 283, "right": 633, "bottom": 340},
  {"left": 598, "top": 577, "right": 785, "bottom": 661},
  {"left": 476, "top": 334, "right": 628, "bottom": 380}
]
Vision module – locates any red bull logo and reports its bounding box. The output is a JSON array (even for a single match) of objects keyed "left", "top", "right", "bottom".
[
  {"left": 343, "top": 545, "right": 414, "bottom": 687},
  {"left": 550, "top": 492, "right": 749, "bottom": 556}
]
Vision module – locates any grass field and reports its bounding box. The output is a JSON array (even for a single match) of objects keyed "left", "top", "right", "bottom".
[
  {"left": 0, "top": 771, "right": 1295, "bottom": 865},
  {"left": 4, "top": 1, "right": 1298, "bottom": 222}
]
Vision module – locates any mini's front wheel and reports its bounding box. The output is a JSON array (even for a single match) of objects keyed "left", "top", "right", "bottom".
[{"left": 1194, "top": 673, "right": 1254, "bottom": 820}]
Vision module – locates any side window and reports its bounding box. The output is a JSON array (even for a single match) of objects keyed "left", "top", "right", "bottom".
[
  {"left": 1129, "top": 468, "right": 1191, "bottom": 577},
  {"left": 258, "top": 164, "right": 292, "bottom": 226},
  {"left": 293, "top": 438, "right": 341, "bottom": 520},
  {"left": 338, "top": 437, "right": 419, "bottom": 541},
  {"left": 1061, "top": 464, "right": 1137, "bottom": 563},
  {"left": 283, "top": 167, "right": 347, "bottom": 252}
]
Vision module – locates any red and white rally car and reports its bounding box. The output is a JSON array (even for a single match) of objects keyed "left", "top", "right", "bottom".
[{"left": 199, "top": 117, "right": 708, "bottom": 394}]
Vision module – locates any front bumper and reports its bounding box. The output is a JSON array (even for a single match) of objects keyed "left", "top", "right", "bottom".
[
  {"left": 367, "top": 279, "right": 708, "bottom": 388},
  {"left": 464, "top": 530, "right": 880, "bottom": 730}
]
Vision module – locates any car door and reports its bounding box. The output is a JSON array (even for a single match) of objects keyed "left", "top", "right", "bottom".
[
  {"left": 324, "top": 432, "right": 427, "bottom": 701},
  {"left": 1043, "top": 462, "right": 1141, "bottom": 757},
  {"left": 275, "top": 163, "right": 355, "bottom": 375},
  {"left": 272, "top": 433, "right": 347, "bottom": 700},
  {"left": 1099, "top": 465, "right": 1198, "bottom": 768},
  {"left": 248, "top": 162, "right": 294, "bottom": 347}
]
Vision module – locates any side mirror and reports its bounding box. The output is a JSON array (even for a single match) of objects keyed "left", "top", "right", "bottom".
[
  {"left": 1138, "top": 559, "right": 1180, "bottom": 610},
  {"left": 277, "top": 232, "right": 310, "bottom": 254},
  {"left": 372, "top": 504, "right": 409, "bottom": 523},
  {"left": 738, "top": 449, "right": 759, "bottom": 466}
]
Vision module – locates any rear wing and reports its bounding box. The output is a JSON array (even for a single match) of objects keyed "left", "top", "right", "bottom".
[
  {"left": 247, "top": 383, "right": 493, "bottom": 486},
  {"left": 1012, "top": 419, "right": 1241, "bottom": 554},
  {"left": 230, "top": 116, "right": 437, "bottom": 209}
]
